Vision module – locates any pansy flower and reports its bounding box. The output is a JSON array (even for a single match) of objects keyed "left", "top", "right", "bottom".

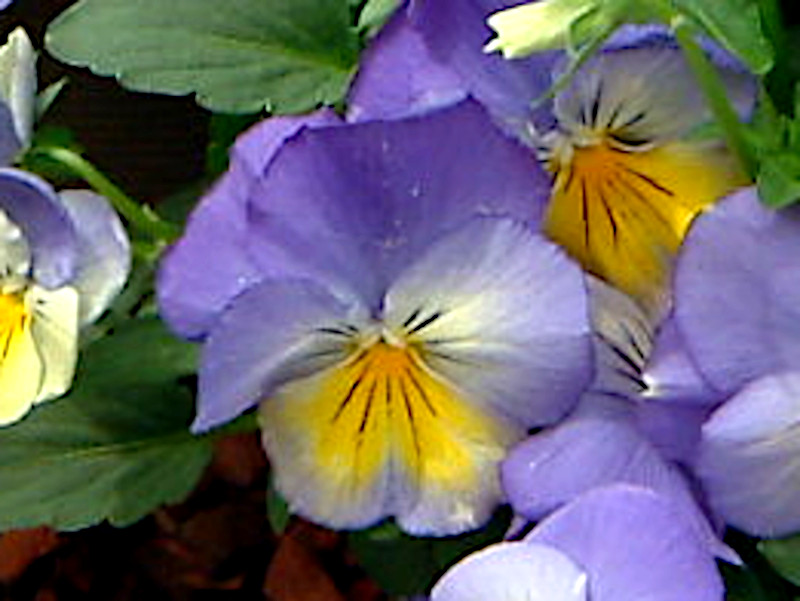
[
  {"left": 158, "top": 100, "right": 594, "bottom": 535},
  {"left": 351, "top": 2, "right": 753, "bottom": 312},
  {"left": 0, "top": 28, "right": 131, "bottom": 425},
  {"left": 643, "top": 187, "right": 800, "bottom": 537},
  {"left": 0, "top": 176, "right": 131, "bottom": 425},
  {"left": 431, "top": 485, "right": 723, "bottom": 601}
]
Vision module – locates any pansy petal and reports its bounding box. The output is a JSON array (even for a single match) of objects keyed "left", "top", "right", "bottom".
[
  {"left": 697, "top": 371, "right": 800, "bottom": 537},
  {"left": 58, "top": 190, "right": 131, "bottom": 325},
  {"left": 196, "top": 278, "right": 365, "bottom": 432},
  {"left": 635, "top": 399, "right": 710, "bottom": 464},
  {"left": 0, "top": 27, "right": 36, "bottom": 149},
  {"left": 347, "top": 10, "right": 467, "bottom": 122},
  {"left": 27, "top": 284, "right": 79, "bottom": 403},
  {"left": 385, "top": 216, "right": 592, "bottom": 427},
  {"left": 643, "top": 316, "right": 721, "bottom": 404},
  {"left": 230, "top": 109, "right": 340, "bottom": 179},
  {"left": 527, "top": 485, "right": 724, "bottom": 601},
  {"left": 545, "top": 138, "right": 746, "bottom": 310},
  {"left": 261, "top": 339, "right": 520, "bottom": 534},
  {"left": 409, "top": 0, "right": 559, "bottom": 138},
  {"left": 0, "top": 298, "right": 41, "bottom": 426},
  {"left": 586, "top": 276, "right": 652, "bottom": 397},
  {"left": 674, "top": 188, "right": 800, "bottom": 394},
  {"left": 431, "top": 541, "right": 588, "bottom": 601},
  {"left": 502, "top": 417, "right": 731, "bottom": 560},
  {"left": 0, "top": 101, "right": 20, "bottom": 165},
  {"left": 554, "top": 44, "right": 750, "bottom": 143},
  {"left": 158, "top": 110, "right": 338, "bottom": 339},
  {"left": 0, "top": 168, "right": 77, "bottom": 288},
  {"left": 245, "top": 100, "right": 548, "bottom": 310}
]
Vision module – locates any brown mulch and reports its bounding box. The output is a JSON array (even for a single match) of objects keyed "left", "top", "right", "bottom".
[{"left": 0, "top": 433, "right": 387, "bottom": 601}]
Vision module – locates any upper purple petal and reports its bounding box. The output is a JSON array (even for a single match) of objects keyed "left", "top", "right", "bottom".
[
  {"left": 0, "top": 168, "right": 77, "bottom": 288},
  {"left": 244, "top": 99, "right": 549, "bottom": 310},
  {"left": 527, "top": 485, "right": 724, "bottom": 601},
  {"left": 409, "top": 0, "right": 558, "bottom": 137},
  {"left": 347, "top": 10, "right": 467, "bottom": 122},
  {"left": 674, "top": 187, "right": 800, "bottom": 394},
  {"left": 157, "top": 110, "right": 340, "bottom": 339}
]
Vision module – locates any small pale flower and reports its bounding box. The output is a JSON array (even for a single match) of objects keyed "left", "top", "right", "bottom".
[
  {"left": 0, "top": 27, "right": 36, "bottom": 163},
  {"left": 484, "top": 0, "right": 606, "bottom": 58},
  {"left": 0, "top": 170, "right": 130, "bottom": 425},
  {"left": 159, "top": 101, "right": 594, "bottom": 535}
]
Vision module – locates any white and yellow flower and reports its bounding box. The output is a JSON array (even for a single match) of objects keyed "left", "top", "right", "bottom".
[{"left": 0, "top": 170, "right": 130, "bottom": 425}]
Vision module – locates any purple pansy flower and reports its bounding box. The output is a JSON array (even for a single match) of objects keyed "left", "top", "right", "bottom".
[
  {"left": 644, "top": 187, "right": 800, "bottom": 537},
  {"left": 351, "top": 3, "right": 752, "bottom": 312},
  {"left": 0, "top": 172, "right": 131, "bottom": 425},
  {"left": 158, "top": 100, "right": 594, "bottom": 535},
  {"left": 431, "top": 485, "right": 723, "bottom": 601}
]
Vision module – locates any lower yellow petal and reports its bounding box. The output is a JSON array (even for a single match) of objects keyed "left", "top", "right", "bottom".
[
  {"left": 260, "top": 339, "right": 518, "bottom": 533},
  {"left": 544, "top": 140, "right": 747, "bottom": 311},
  {"left": 0, "top": 293, "right": 42, "bottom": 425}
]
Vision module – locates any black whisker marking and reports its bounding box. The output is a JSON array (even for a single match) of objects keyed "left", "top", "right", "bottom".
[
  {"left": 597, "top": 180, "right": 618, "bottom": 245},
  {"left": 408, "top": 311, "right": 443, "bottom": 334},
  {"left": 616, "top": 163, "right": 675, "bottom": 197},
  {"left": 590, "top": 82, "right": 603, "bottom": 127},
  {"left": 581, "top": 178, "right": 591, "bottom": 250},
  {"left": 398, "top": 377, "right": 422, "bottom": 460},
  {"left": 404, "top": 367, "right": 438, "bottom": 417},
  {"left": 358, "top": 379, "right": 378, "bottom": 434},
  {"left": 402, "top": 308, "right": 421, "bottom": 329}
]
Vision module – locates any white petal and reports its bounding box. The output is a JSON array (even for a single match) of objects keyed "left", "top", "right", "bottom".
[
  {"left": 586, "top": 276, "right": 654, "bottom": 397},
  {"left": 0, "top": 27, "right": 36, "bottom": 148},
  {"left": 27, "top": 284, "right": 79, "bottom": 403},
  {"left": 384, "top": 216, "right": 592, "bottom": 427},
  {"left": 58, "top": 190, "right": 131, "bottom": 325},
  {"left": 554, "top": 45, "right": 751, "bottom": 144},
  {"left": 0, "top": 207, "right": 30, "bottom": 279}
]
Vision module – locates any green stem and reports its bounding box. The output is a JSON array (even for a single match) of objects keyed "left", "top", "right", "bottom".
[
  {"left": 672, "top": 17, "right": 757, "bottom": 179},
  {"left": 31, "top": 146, "right": 180, "bottom": 242}
]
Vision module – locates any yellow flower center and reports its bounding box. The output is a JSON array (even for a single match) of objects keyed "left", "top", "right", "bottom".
[
  {"left": 543, "top": 135, "right": 746, "bottom": 309},
  {"left": 260, "top": 330, "right": 516, "bottom": 528}
]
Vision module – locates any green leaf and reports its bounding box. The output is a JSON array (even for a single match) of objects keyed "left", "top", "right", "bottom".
[
  {"left": 757, "top": 152, "right": 800, "bottom": 208},
  {"left": 348, "top": 508, "right": 511, "bottom": 596},
  {"left": 0, "top": 318, "right": 211, "bottom": 531},
  {"left": 759, "top": 534, "right": 800, "bottom": 587},
  {"left": 45, "top": 0, "right": 360, "bottom": 114},
  {"left": 676, "top": 0, "right": 774, "bottom": 74},
  {"left": 266, "top": 478, "right": 291, "bottom": 534}
]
